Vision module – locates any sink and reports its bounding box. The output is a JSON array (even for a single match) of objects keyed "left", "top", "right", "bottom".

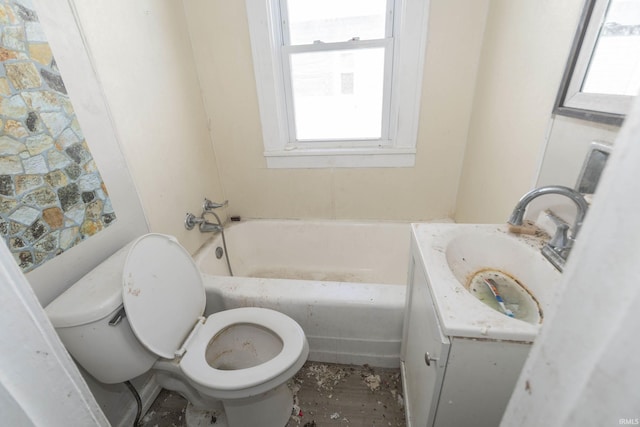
[
  {"left": 412, "top": 223, "right": 562, "bottom": 341},
  {"left": 445, "top": 228, "right": 558, "bottom": 324}
]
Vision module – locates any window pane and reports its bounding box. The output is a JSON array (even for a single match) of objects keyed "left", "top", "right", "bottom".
[
  {"left": 286, "top": 0, "right": 388, "bottom": 45},
  {"left": 582, "top": 0, "right": 640, "bottom": 96},
  {"left": 290, "top": 48, "right": 385, "bottom": 141}
]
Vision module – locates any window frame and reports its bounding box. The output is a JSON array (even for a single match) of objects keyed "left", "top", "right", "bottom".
[
  {"left": 554, "top": 0, "right": 632, "bottom": 126},
  {"left": 245, "top": 0, "right": 430, "bottom": 168}
]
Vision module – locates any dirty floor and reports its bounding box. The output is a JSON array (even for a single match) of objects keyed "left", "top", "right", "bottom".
[{"left": 139, "top": 362, "right": 406, "bottom": 427}]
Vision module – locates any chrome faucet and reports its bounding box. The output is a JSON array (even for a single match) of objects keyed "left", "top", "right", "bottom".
[
  {"left": 508, "top": 185, "right": 588, "bottom": 271},
  {"left": 184, "top": 198, "right": 228, "bottom": 233},
  {"left": 203, "top": 198, "right": 228, "bottom": 211},
  {"left": 184, "top": 212, "right": 223, "bottom": 233}
]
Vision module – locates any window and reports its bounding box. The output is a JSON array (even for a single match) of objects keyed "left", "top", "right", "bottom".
[
  {"left": 555, "top": 0, "right": 640, "bottom": 126},
  {"left": 246, "top": 0, "right": 429, "bottom": 168}
]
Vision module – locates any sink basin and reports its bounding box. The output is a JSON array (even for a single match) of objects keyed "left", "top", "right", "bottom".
[
  {"left": 412, "top": 223, "right": 562, "bottom": 341},
  {"left": 445, "top": 228, "right": 558, "bottom": 324}
]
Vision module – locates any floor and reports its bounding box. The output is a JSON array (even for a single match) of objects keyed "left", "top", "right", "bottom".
[{"left": 139, "top": 362, "right": 406, "bottom": 427}]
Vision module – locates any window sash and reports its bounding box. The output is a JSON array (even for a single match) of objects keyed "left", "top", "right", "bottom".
[
  {"left": 280, "top": 39, "right": 394, "bottom": 145},
  {"left": 278, "top": 0, "right": 395, "bottom": 145},
  {"left": 279, "top": 0, "right": 395, "bottom": 46}
]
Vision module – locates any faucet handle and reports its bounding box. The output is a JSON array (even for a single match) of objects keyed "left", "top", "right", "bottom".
[
  {"left": 549, "top": 222, "right": 570, "bottom": 250},
  {"left": 544, "top": 210, "right": 573, "bottom": 248},
  {"left": 203, "top": 198, "right": 228, "bottom": 211},
  {"left": 184, "top": 213, "right": 201, "bottom": 230}
]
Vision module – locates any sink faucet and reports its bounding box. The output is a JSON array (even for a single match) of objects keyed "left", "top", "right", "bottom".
[{"left": 507, "top": 185, "right": 589, "bottom": 271}]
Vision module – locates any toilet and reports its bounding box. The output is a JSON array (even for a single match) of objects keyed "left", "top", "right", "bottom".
[{"left": 45, "top": 233, "right": 309, "bottom": 427}]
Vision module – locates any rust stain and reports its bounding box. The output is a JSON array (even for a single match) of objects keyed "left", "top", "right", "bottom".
[{"left": 465, "top": 267, "right": 544, "bottom": 323}]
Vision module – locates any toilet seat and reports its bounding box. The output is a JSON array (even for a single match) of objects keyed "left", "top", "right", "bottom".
[{"left": 180, "top": 307, "right": 308, "bottom": 400}]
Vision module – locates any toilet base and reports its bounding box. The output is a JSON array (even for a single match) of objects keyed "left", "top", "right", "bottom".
[
  {"left": 185, "top": 403, "right": 227, "bottom": 427},
  {"left": 224, "top": 382, "right": 294, "bottom": 427},
  {"left": 185, "top": 382, "right": 294, "bottom": 427}
]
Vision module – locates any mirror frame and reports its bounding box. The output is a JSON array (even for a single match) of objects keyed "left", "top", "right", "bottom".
[{"left": 554, "top": 0, "right": 627, "bottom": 127}]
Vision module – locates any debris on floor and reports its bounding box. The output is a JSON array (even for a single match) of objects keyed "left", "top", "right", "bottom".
[
  {"left": 304, "top": 362, "right": 350, "bottom": 392},
  {"left": 286, "top": 361, "right": 406, "bottom": 426},
  {"left": 364, "top": 373, "right": 381, "bottom": 391},
  {"left": 139, "top": 361, "right": 405, "bottom": 427},
  {"left": 139, "top": 390, "right": 187, "bottom": 427}
]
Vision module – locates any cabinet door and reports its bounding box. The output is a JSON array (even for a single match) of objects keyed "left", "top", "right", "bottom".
[
  {"left": 401, "top": 256, "right": 450, "bottom": 427},
  {"left": 433, "top": 338, "right": 531, "bottom": 427}
]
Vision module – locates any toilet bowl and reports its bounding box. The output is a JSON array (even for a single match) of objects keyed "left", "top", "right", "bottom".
[{"left": 45, "top": 233, "right": 309, "bottom": 427}]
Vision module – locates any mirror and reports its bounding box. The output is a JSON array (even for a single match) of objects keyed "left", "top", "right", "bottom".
[{"left": 554, "top": 0, "right": 640, "bottom": 126}]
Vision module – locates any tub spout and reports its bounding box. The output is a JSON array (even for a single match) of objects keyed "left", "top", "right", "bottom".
[
  {"left": 199, "top": 221, "right": 223, "bottom": 233},
  {"left": 185, "top": 213, "right": 222, "bottom": 233}
]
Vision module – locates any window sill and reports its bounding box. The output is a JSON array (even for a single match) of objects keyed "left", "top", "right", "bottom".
[{"left": 264, "top": 147, "right": 416, "bottom": 169}]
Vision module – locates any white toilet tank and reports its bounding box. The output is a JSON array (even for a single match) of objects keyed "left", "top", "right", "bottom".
[{"left": 45, "top": 242, "right": 158, "bottom": 384}]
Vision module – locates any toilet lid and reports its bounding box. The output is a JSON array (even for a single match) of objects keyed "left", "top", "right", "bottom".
[{"left": 122, "top": 234, "right": 205, "bottom": 359}]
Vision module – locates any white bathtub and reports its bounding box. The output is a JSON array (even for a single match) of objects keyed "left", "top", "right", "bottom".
[{"left": 194, "top": 219, "right": 410, "bottom": 367}]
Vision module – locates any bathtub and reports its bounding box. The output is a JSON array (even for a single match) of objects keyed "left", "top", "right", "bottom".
[{"left": 194, "top": 219, "right": 411, "bottom": 368}]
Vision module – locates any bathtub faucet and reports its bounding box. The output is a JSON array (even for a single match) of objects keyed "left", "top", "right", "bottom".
[
  {"left": 184, "top": 212, "right": 223, "bottom": 233},
  {"left": 185, "top": 197, "right": 229, "bottom": 232}
]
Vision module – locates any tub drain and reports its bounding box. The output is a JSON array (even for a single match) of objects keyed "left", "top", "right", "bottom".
[
  {"left": 215, "top": 246, "right": 224, "bottom": 259},
  {"left": 467, "top": 269, "right": 542, "bottom": 324}
]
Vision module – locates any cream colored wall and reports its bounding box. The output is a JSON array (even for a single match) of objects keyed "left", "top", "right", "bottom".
[
  {"left": 71, "top": 0, "right": 224, "bottom": 253},
  {"left": 183, "top": 0, "right": 489, "bottom": 221},
  {"left": 537, "top": 117, "right": 619, "bottom": 188},
  {"left": 455, "top": 0, "right": 585, "bottom": 224},
  {"left": 524, "top": 116, "right": 620, "bottom": 227}
]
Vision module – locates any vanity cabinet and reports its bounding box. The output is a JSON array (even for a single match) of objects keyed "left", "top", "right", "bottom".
[{"left": 401, "top": 238, "right": 532, "bottom": 427}]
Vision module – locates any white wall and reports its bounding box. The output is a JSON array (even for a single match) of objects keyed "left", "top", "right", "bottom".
[
  {"left": 537, "top": 116, "right": 619, "bottom": 188},
  {"left": 455, "top": 0, "right": 585, "bottom": 224},
  {"left": 527, "top": 116, "right": 621, "bottom": 225},
  {"left": 71, "top": 0, "right": 225, "bottom": 254},
  {"left": 183, "top": 0, "right": 489, "bottom": 222}
]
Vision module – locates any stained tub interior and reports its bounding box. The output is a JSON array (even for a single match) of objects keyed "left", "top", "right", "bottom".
[
  {"left": 194, "top": 219, "right": 410, "bottom": 284},
  {"left": 193, "top": 219, "right": 412, "bottom": 368}
]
